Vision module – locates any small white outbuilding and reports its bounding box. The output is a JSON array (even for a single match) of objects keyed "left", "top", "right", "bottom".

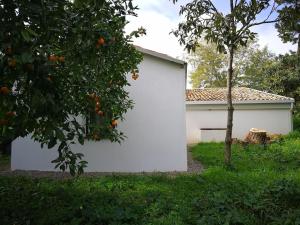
[
  {"left": 186, "top": 87, "right": 294, "bottom": 144},
  {"left": 12, "top": 47, "right": 188, "bottom": 172}
]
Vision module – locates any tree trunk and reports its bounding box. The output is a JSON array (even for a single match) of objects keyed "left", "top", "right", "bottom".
[
  {"left": 297, "top": 33, "right": 300, "bottom": 57},
  {"left": 224, "top": 46, "right": 234, "bottom": 166},
  {"left": 297, "top": 33, "right": 300, "bottom": 73},
  {"left": 245, "top": 128, "right": 267, "bottom": 145}
]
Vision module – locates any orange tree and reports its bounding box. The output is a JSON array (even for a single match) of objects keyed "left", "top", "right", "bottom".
[{"left": 0, "top": 0, "right": 144, "bottom": 175}]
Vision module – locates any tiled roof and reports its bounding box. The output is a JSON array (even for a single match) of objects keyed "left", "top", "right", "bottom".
[{"left": 186, "top": 87, "right": 294, "bottom": 103}]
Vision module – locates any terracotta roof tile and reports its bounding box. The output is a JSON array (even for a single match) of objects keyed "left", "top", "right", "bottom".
[{"left": 186, "top": 87, "right": 294, "bottom": 103}]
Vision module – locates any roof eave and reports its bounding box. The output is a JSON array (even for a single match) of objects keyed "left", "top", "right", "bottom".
[
  {"left": 135, "top": 45, "right": 186, "bottom": 65},
  {"left": 186, "top": 99, "right": 295, "bottom": 105}
]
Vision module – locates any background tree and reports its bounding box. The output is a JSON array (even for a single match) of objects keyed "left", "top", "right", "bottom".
[
  {"left": 173, "top": 0, "right": 279, "bottom": 166},
  {"left": 275, "top": 0, "right": 300, "bottom": 125},
  {"left": 189, "top": 42, "right": 227, "bottom": 88},
  {"left": 260, "top": 52, "right": 300, "bottom": 101},
  {"left": 242, "top": 46, "right": 277, "bottom": 89},
  {"left": 189, "top": 39, "right": 273, "bottom": 88},
  {"left": 188, "top": 41, "right": 298, "bottom": 105},
  {"left": 0, "top": 0, "right": 145, "bottom": 175},
  {"left": 276, "top": 0, "right": 300, "bottom": 57}
]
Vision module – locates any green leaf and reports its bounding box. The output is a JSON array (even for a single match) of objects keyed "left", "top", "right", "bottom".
[
  {"left": 26, "top": 27, "right": 38, "bottom": 37},
  {"left": 48, "top": 137, "right": 57, "bottom": 149},
  {"left": 21, "top": 30, "right": 31, "bottom": 42},
  {"left": 78, "top": 135, "right": 84, "bottom": 145}
]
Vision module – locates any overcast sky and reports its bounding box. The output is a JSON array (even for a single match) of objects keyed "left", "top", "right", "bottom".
[{"left": 125, "top": 0, "right": 297, "bottom": 60}]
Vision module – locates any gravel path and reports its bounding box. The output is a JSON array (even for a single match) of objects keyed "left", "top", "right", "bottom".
[
  {"left": 0, "top": 150, "right": 203, "bottom": 178},
  {"left": 187, "top": 149, "right": 204, "bottom": 173}
]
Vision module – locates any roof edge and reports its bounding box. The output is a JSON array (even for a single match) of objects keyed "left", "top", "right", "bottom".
[
  {"left": 186, "top": 87, "right": 295, "bottom": 103},
  {"left": 135, "top": 45, "right": 186, "bottom": 65},
  {"left": 186, "top": 99, "right": 295, "bottom": 105}
]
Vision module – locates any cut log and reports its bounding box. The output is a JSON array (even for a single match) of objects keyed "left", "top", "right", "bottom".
[{"left": 245, "top": 128, "right": 267, "bottom": 145}]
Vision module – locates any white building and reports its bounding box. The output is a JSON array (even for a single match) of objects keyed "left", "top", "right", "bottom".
[
  {"left": 186, "top": 87, "right": 294, "bottom": 144},
  {"left": 12, "top": 46, "right": 188, "bottom": 172},
  {"left": 11, "top": 47, "right": 295, "bottom": 172}
]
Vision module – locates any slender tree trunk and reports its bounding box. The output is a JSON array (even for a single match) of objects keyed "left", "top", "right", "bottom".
[
  {"left": 297, "top": 0, "right": 300, "bottom": 69},
  {"left": 297, "top": 33, "right": 300, "bottom": 57},
  {"left": 225, "top": 46, "right": 234, "bottom": 166},
  {"left": 297, "top": 33, "right": 300, "bottom": 71},
  {"left": 224, "top": 0, "right": 235, "bottom": 166}
]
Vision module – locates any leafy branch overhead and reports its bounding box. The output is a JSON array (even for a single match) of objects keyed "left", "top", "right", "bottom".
[
  {"left": 275, "top": 0, "right": 300, "bottom": 46},
  {"left": 0, "top": 0, "right": 145, "bottom": 175},
  {"left": 172, "top": 0, "right": 279, "bottom": 53}
]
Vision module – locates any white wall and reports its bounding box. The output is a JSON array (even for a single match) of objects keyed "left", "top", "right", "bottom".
[
  {"left": 186, "top": 103, "right": 293, "bottom": 144},
  {"left": 12, "top": 54, "right": 187, "bottom": 172},
  {"left": 200, "top": 129, "right": 227, "bottom": 142}
]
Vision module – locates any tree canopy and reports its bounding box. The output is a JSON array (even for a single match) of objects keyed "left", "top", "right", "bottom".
[
  {"left": 260, "top": 52, "right": 300, "bottom": 102},
  {"left": 188, "top": 39, "right": 275, "bottom": 88},
  {"left": 276, "top": 0, "right": 300, "bottom": 75},
  {"left": 0, "top": 0, "right": 145, "bottom": 175},
  {"left": 276, "top": 0, "right": 300, "bottom": 52},
  {"left": 189, "top": 41, "right": 299, "bottom": 104},
  {"left": 188, "top": 42, "right": 227, "bottom": 88}
]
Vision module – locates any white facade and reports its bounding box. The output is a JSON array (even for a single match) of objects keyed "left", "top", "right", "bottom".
[
  {"left": 12, "top": 50, "right": 188, "bottom": 172},
  {"left": 186, "top": 102, "right": 293, "bottom": 144}
]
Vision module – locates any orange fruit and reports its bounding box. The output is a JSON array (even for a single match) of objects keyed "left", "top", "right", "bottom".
[
  {"left": 97, "top": 37, "right": 105, "bottom": 45},
  {"left": 0, "top": 87, "right": 10, "bottom": 95},
  {"left": 111, "top": 120, "right": 118, "bottom": 127},
  {"left": 8, "top": 58, "right": 17, "bottom": 68},
  {"left": 5, "top": 111, "right": 16, "bottom": 117},
  {"left": 48, "top": 55, "right": 57, "bottom": 62},
  {"left": 58, "top": 56, "right": 65, "bottom": 63},
  {"left": 132, "top": 72, "right": 139, "bottom": 80}
]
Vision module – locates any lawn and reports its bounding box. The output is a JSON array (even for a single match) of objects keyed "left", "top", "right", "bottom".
[{"left": 1, "top": 132, "right": 300, "bottom": 225}]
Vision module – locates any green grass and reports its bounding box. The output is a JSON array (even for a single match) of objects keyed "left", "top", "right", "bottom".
[{"left": 1, "top": 133, "right": 300, "bottom": 224}]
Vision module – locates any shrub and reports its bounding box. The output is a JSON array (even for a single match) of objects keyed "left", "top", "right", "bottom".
[{"left": 293, "top": 112, "right": 300, "bottom": 131}]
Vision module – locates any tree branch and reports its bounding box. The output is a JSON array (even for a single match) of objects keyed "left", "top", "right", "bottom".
[
  {"left": 264, "top": 1, "right": 279, "bottom": 23},
  {"left": 233, "top": 18, "right": 279, "bottom": 45},
  {"left": 234, "top": 1, "right": 279, "bottom": 45},
  {"left": 208, "top": 0, "right": 220, "bottom": 14},
  {"left": 234, "top": 0, "right": 239, "bottom": 8}
]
